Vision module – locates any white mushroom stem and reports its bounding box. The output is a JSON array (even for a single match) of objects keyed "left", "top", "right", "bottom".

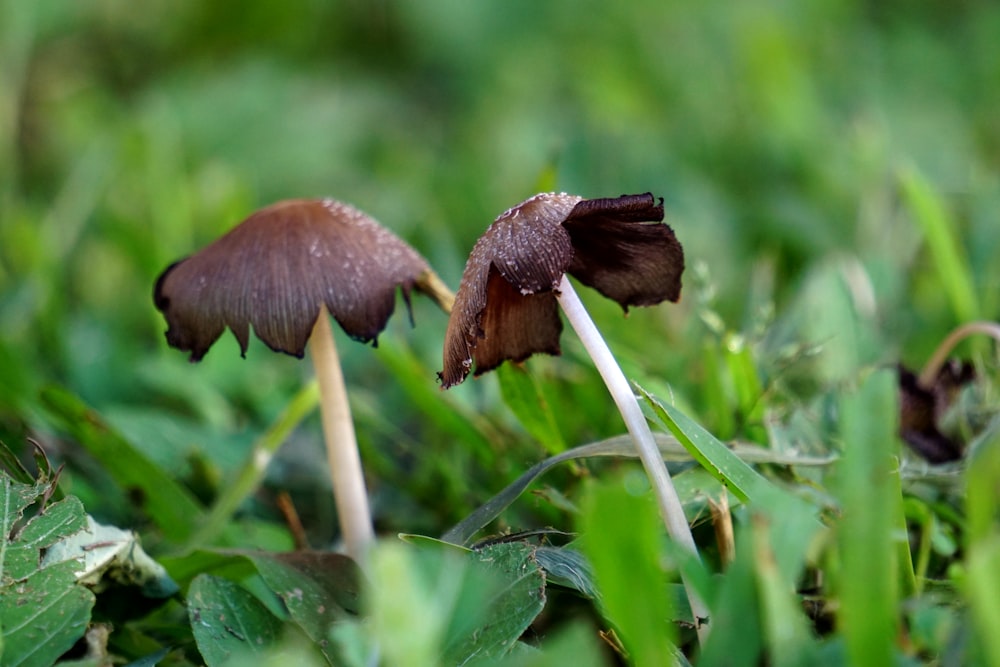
[
  {"left": 556, "top": 274, "right": 710, "bottom": 642},
  {"left": 310, "top": 304, "right": 375, "bottom": 561}
]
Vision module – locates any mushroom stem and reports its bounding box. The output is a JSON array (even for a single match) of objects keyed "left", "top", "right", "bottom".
[
  {"left": 917, "top": 320, "right": 1000, "bottom": 389},
  {"left": 415, "top": 268, "right": 456, "bottom": 314},
  {"left": 555, "top": 275, "right": 710, "bottom": 642},
  {"left": 310, "top": 304, "right": 376, "bottom": 561}
]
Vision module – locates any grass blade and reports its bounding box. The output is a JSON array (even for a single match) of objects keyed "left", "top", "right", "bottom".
[
  {"left": 835, "top": 369, "right": 900, "bottom": 666},
  {"left": 899, "top": 166, "right": 980, "bottom": 322},
  {"left": 40, "top": 386, "right": 205, "bottom": 543},
  {"left": 967, "top": 539, "right": 1000, "bottom": 667},
  {"left": 579, "top": 478, "right": 681, "bottom": 664},
  {"left": 965, "top": 424, "right": 1000, "bottom": 666},
  {"left": 375, "top": 341, "right": 499, "bottom": 465},
  {"left": 639, "top": 385, "right": 778, "bottom": 504},
  {"left": 640, "top": 387, "right": 822, "bottom": 580},
  {"left": 751, "top": 515, "right": 819, "bottom": 667},
  {"left": 442, "top": 431, "right": 832, "bottom": 547},
  {"left": 185, "top": 380, "right": 319, "bottom": 549},
  {"left": 497, "top": 363, "right": 566, "bottom": 455}
]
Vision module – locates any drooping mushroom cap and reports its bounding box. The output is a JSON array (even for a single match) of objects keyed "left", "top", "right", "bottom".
[
  {"left": 440, "top": 192, "right": 684, "bottom": 388},
  {"left": 898, "top": 361, "right": 974, "bottom": 463},
  {"left": 154, "top": 198, "right": 433, "bottom": 361}
]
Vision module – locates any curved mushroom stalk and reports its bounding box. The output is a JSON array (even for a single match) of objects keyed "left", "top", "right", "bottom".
[
  {"left": 917, "top": 321, "right": 1000, "bottom": 389},
  {"left": 555, "top": 276, "right": 697, "bottom": 554},
  {"left": 555, "top": 275, "right": 709, "bottom": 640},
  {"left": 898, "top": 320, "right": 1000, "bottom": 463}
]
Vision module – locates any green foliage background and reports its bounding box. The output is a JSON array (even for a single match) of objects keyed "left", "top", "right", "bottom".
[
  {"left": 0, "top": 0, "right": 1000, "bottom": 528},
  {"left": 1, "top": 0, "right": 998, "bottom": 632},
  {"left": 2, "top": 0, "right": 998, "bottom": 529}
]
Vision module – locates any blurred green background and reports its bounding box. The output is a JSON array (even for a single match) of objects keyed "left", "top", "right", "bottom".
[{"left": 1, "top": 0, "right": 997, "bottom": 543}]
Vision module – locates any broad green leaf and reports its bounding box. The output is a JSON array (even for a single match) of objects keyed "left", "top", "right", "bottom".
[
  {"left": 579, "top": 479, "right": 679, "bottom": 665},
  {"left": 2, "top": 495, "right": 86, "bottom": 582},
  {"left": 498, "top": 622, "right": 606, "bottom": 667},
  {"left": 0, "top": 474, "right": 88, "bottom": 581},
  {"left": 247, "top": 550, "right": 361, "bottom": 661},
  {"left": 497, "top": 364, "right": 566, "bottom": 455},
  {"left": 164, "top": 549, "right": 362, "bottom": 662},
  {"left": 0, "top": 479, "right": 46, "bottom": 580},
  {"left": 366, "top": 541, "right": 547, "bottom": 666},
  {"left": 39, "top": 386, "right": 206, "bottom": 543},
  {"left": 533, "top": 546, "right": 597, "bottom": 599},
  {"left": 188, "top": 573, "right": 285, "bottom": 666},
  {"left": 443, "top": 543, "right": 547, "bottom": 664},
  {"left": 0, "top": 560, "right": 94, "bottom": 667},
  {"left": 0, "top": 473, "right": 94, "bottom": 667}
]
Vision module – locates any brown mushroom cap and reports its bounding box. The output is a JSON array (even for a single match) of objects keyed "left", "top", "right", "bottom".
[
  {"left": 154, "top": 198, "right": 432, "bottom": 361},
  {"left": 898, "top": 361, "right": 974, "bottom": 463},
  {"left": 440, "top": 192, "right": 684, "bottom": 388}
]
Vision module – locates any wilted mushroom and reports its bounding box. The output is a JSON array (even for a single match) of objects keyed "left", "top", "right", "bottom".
[
  {"left": 898, "top": 362, "right": 972, "bottom": 463},
  {"left": 440, "top": 192, "right": 682, "bottom": 386},
  {"left": 440, "top": 192, "right": 707, "bottom": 632},
  {"left": 898, "top": 320, "right": 1000, "bottom": 463},
  {"left": 154, "top": 198, "right": 453, "bottom": 559}
]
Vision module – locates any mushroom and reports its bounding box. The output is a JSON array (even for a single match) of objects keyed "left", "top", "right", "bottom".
[
  {"left": 154, "top": 198, "right": 453, "bottom": 560},
  {"left": 898, "top": 320, "right": 1000, "bottom": 463},
  {"left": 440, "top": 192, "right": 708, "bottom": 634},
  {"left": 898, "top": 362, "right": 971, "bottom": 463}
]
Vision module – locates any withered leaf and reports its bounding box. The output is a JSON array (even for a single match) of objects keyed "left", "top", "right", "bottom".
[
  {"left": 154, "top": 198, "right": 431, "bottom": 360},
  {"left": 440, "top": 192, "right": 685, "bottom": 388}
]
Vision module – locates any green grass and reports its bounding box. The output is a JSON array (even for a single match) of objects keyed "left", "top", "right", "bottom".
[{"left": 1, "top": 1, "right": 1000, "bottom": 665}]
